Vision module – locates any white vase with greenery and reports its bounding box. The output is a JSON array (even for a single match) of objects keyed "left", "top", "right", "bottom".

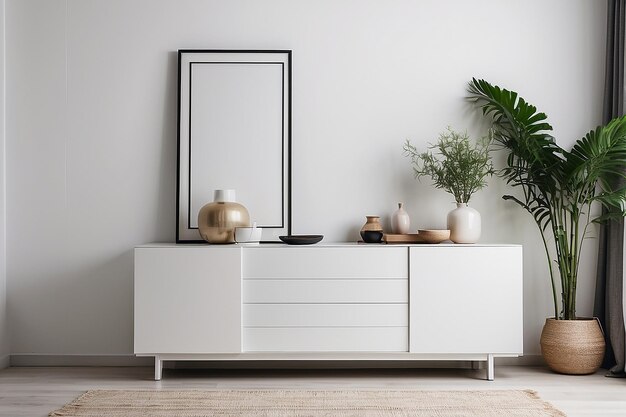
[
  {"left": 403, "top": 127, "right": 493, "bottom": 243},
  {"left": 447, "top": 202, "right": 481, "bottom": 243}
]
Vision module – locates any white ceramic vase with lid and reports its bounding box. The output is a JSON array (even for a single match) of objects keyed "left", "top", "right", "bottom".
[
  {"left": 447, "top": 202, "right": 481, "bottom": 243},
  {"left": 214, "top": 189, "right": 236, "bottom": 203},
  {"left": 391, "top": 202, "right": 411, "bottom": 234}
]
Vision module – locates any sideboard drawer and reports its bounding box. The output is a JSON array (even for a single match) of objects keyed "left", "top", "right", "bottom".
[
  {"left": 243, "top": 279, "right": 408, "bottom": 303},
  {"left": 243, "top": 304, "right": 408, "bottom": 327},
  {"left": 243, "top": 327, "right": 408, "bottom": 352},
  {"left": 243, "top": 247, "right": 407, "bottom": 279}
]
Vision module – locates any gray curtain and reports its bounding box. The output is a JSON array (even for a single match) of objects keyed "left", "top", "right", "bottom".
[{"left": 594, "top": 0, "right": 626, "bottom": 377}]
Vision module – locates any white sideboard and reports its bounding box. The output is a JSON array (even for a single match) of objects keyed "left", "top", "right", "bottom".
[{"left": 134, "top": 243, "right": 523, "bottom": 380}]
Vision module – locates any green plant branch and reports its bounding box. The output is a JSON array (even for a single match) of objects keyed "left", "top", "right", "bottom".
[{"left": 403, "top": 128, "right": 493, "bottom": 204}]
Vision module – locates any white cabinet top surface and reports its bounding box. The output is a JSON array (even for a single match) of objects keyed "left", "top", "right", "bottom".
[{"left": 136, "top": 242, "right": 522, "bottom": 248}]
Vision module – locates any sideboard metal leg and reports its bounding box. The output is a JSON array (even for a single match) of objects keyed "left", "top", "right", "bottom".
[
  {"left": 155, "top": 356, "right": 162, "bottom": 381},
  {"left": 486, "top": 354, "right": 494, "bottom": 381}
]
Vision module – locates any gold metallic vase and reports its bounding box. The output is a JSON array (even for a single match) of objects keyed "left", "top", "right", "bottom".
[{"left": 198, "top": 189, "right": 250, "bottom": 244}]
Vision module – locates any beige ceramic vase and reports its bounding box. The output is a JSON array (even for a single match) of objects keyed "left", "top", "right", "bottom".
[
  {"left": 540, "top": 317, "right": 605, "bottom": 375},
  {"left": 197, "top": 189, "right": 250, "bottom": 244},
  {"left": 391, "top": 203, "right": 411, "bottom": 234}
]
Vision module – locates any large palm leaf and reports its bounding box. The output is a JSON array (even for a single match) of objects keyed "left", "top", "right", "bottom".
[
  {"left": 467, "top": 78, "right": 563, "bottom": 231},
  {"left": 566, "top": 117, "right": 626, "bottom": 217}
]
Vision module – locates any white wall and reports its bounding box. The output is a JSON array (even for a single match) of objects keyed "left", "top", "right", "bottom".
[
  {"left": 5, "top": 0, "right": 606, "bottom": 358},
  {"left": 0, "top": 0, "right": 7, "bottom": 368}
]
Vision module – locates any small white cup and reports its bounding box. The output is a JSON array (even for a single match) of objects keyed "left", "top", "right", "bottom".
[{"left": 235, "top": 226, "right": 262, "bottom": 244}]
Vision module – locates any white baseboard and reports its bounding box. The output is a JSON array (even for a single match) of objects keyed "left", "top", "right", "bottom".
[
  {"left": 7, "top": 354, "right": 544, "bottom": 368},
  {"left": 0, "top": 354, "right": 9, "bottom": 369},
  {"left": 10, "top": 354, "right": 153, "bottom": 367}
]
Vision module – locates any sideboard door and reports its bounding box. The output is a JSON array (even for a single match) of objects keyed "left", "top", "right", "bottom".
[
  {"left": 134, "top": 247, "right": 242, "bottom": 354},
  {"left": 409, "top": 246, "right": 523, "bottom": 354}
]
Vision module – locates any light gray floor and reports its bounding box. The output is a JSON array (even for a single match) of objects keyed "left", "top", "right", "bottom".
[{"left": 0, "top": 366, "right": 624, "bottom": 416}]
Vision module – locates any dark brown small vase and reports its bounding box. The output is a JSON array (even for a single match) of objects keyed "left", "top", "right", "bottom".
[{"left": 360, "top": 215, "right": 384, "bottom": 243}]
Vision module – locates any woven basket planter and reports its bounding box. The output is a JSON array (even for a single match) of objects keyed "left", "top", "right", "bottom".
[{"left": 540, "top": 317, "right": 605, "bottom": 375}]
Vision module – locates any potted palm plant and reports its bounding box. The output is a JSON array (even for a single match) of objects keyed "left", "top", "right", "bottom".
[
  {"left": 403, "top": 127, "right": 493, "bottom": 243},
  {"left": 468, "top": 78, "right": 626, "bottom": 374}
]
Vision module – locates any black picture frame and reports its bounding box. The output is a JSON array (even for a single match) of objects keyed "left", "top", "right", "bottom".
[{"left": 175, "top": 49, "right": 292, "bottom": 243}]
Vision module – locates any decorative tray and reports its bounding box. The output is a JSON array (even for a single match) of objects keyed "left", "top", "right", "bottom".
[
  {"left": 383, "top": 230, "right": 451, "bottom": 244},
  {"left": 383, "top": 234, "right": 424, "bottom": 244},
  {"left": 279, "top": 235, "right": 324, "bottom": 245}
]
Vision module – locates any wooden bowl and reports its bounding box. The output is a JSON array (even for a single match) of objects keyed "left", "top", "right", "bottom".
[{"left": 417, "top": 229, "right": 451, "bottom": 244}]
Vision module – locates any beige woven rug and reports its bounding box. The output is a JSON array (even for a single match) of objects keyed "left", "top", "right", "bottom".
[{"left": 49, "top": 389, "right": 566, "bottom": 417}]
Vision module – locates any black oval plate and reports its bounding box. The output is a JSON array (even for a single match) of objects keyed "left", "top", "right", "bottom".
[{"left": 279, "top": 235, "right": 324, "bottom": 245}]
